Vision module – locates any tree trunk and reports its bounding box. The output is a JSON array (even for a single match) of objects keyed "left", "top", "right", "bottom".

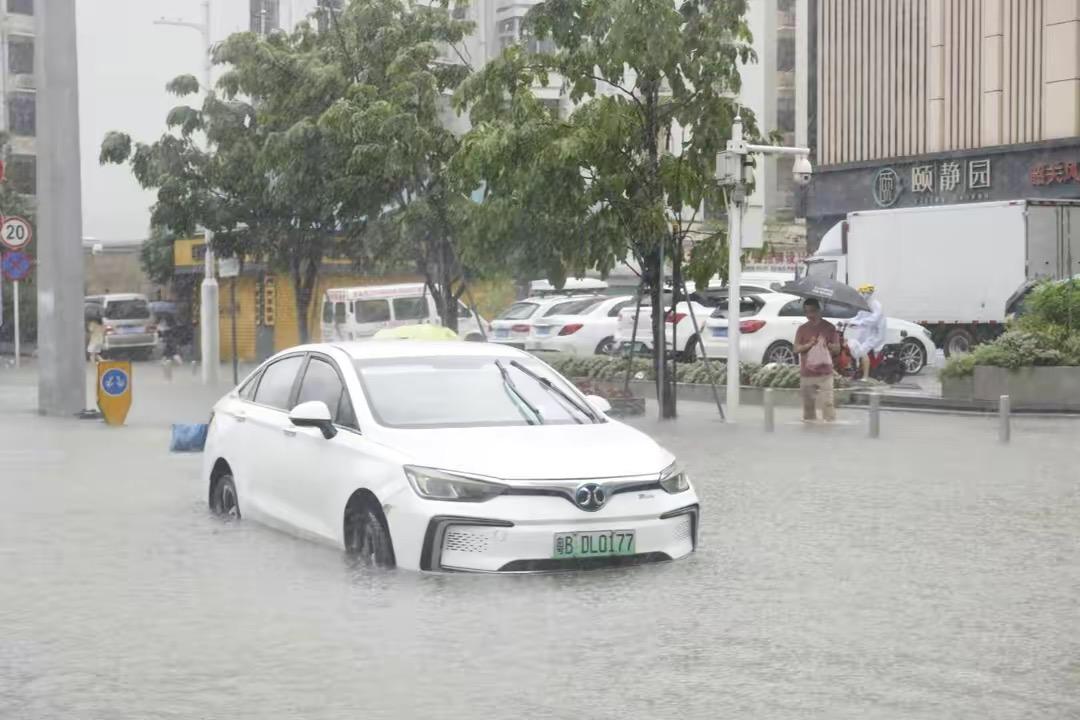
[
  {"left": 292, "top": 257, "right": 319, "bottom": 344},
  {"left": 437, "top": 237, "right": 459, "bottom": 332}
]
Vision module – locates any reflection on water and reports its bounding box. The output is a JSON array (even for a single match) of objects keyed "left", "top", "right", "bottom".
[{"left": 1, "top": 408, "right": 1078, "bottom": 719}]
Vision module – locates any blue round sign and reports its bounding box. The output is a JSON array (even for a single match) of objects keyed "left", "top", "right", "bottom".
[
  {"left": 101, "top": 368, "right": 129, "bottom": 397},
  {"left": 1, "top": 250, "right": 31, "bottom": 281}
]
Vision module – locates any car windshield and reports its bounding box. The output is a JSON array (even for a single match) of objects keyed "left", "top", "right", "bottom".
[
  {"left": 545, "top": 298, "right": 603, "bottom": 316},
  {"left": 497, "top": 302, "right": 538, "bottom": 320},
  {"left": 104, "top": 299, "right": 151, "bottom": 320},
  {"left": 354, "top": 356, "right": 593, "bottom": 429}
]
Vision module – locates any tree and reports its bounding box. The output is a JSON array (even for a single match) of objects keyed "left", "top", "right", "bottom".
[
  {"left": 455, "top": 0, "right": 761, "bottom": 416},
  {"left": 318, "top": 0, "right": 475, "bottom": 330},
  {"left": 0, "top": 134, "right": 37, "bottom": 348}
]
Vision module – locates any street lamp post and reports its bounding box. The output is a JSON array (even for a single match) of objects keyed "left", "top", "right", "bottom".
[
  {"left": 156, "top": 1, "right": 219, "bottom": 384},
  {"left": 716, "top": 115, "right": 812, "bottom": 421}
]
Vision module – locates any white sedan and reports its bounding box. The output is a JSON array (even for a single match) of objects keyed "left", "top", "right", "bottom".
[
  {"left": 614, "top": 299, "right": 715, "bottom": 361},
  {"left": 525, "top": 295, "right": 636, "bottom": 355},
  {"left": 490, "top": 295, "right": 605, "bottom": 349},
  {"left": 203, "top": 342, "right": 699, "bottom": 572},
  {"left": 702, "top": 293, "right": 936, "bottom": 374}
]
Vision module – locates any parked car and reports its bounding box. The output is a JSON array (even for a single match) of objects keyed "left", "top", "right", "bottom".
[
  {"left": 84, "top": 293, "right": 157, "bottom": 360},
  {"left": 320, "top": 283, "right": 488, "bottom": 343},
  {"left": 525, "top": 295, "right": 636, "bottom": 355},
  {"left": 203, "top": 341, "right": 699, "bottom": 572},
  {"left": 490, "top": 295, "right": 606, "bottom": 349},
  {"left": 701, "top": 293, "right": 936, "bottom": 374},
  {"left": 614, "top": 297, "right": 714, "bottom": 361}
]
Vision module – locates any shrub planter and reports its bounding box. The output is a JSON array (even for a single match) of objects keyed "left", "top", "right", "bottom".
[
  {"left": 941, "top": 374, "right": 975, "bottom": 400},
  {"left": 972, "top": 366, "right": 1080, "bottom": 410},
  {"left": 571, "top": 378, "right": 646, "bottom": 417},
  {"left": 628, "top": 380, "right": 856, "bottom": 407}
]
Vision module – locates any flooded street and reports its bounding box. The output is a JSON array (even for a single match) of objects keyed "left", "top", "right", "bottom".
[{"left": 1, "top": 372, "right": 1078, "bottom": 719}]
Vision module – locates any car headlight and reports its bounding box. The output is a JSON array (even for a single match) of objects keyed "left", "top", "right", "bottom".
[
  {"left": 658, "top": 462, "right": 691, "bottom": 494},
  {"left": 404, "top": 466, "right": 508, "bottom": 502}
]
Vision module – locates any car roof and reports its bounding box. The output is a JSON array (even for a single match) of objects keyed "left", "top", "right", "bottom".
[
  {"left": 317, "top": 341, "right": 529, "bottom": 361},
  {"left": 91, "top": 293, "right": 148, "bottom": 302}
]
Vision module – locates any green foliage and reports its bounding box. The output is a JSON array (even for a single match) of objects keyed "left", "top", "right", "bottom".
[
  {"left": 941, "top": 330, "right": 1076, "bottom": 378},
  {"left": 139, "top": 226, "right": 177, "bottom": 286},
  {"left": 1017, "top": 278, "right": 1080, "bottom": 333}
]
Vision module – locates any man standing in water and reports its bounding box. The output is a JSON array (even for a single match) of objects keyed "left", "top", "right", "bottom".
[{"left": 794, "top": 299, "right": 841, "bottom": 422}]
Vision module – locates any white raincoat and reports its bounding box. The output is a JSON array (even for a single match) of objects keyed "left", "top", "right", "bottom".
[{"left": 847, "top": 298, "right": 887, "bottom": 359}]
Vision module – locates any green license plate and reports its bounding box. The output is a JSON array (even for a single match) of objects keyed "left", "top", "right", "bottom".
[{"left": 553, "top": 530, "right": 636, "bottom": 559}]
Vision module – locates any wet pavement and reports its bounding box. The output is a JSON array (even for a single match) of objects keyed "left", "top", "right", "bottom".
[{"left": 1, "top": 364, "right": 1078, "bottom": 719}]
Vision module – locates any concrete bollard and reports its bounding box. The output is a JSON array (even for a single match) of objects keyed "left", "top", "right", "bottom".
[
  {"left": 162, "top": 359, "right": 173, "bottom": 382},
  {"left": 868, "top": 392, "right": 881, "bottom": 438},
  {"left": 763, "top": 388, "right": 775, "bottom": 432},
  {"left": 191, "top": 361, "right": 199, "bottom": 377},
  {"left": 999, "top": 394, "right": 1010, "bottom": 443}
]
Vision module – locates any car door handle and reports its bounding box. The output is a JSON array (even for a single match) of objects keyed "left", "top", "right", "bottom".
[{"left": 283, "top": 427, "right": 297, "bottom": 437}]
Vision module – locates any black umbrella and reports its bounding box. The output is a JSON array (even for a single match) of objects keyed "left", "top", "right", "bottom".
[{"left": 778, "top": 277, "right": 870, "bottom": 312}]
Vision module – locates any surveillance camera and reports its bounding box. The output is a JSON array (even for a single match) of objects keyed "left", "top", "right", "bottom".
[{"left": 792, "top": 155, "right": 813, "bottom": 186}]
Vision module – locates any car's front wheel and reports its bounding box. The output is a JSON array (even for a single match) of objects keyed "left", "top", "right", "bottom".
[
  {"left": 899, "top": 338, "right": 927, "bottom": 375},
  {"left": 344, "top": 502, "right": 396, "bottom": 568},
  {"left": 764, "top": 341, "right": 797, "bottom": 365},
  {"left": 595, "top": 337, "right": 616, "bottom": 355},
  {"left": 209, "top": 472, "right": 241, "bottom": 520}
]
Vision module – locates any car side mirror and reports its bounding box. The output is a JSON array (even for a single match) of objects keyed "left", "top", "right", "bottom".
[
  {"left": 289, "top": 400, "right": 337, "bottom": 439},
  {"left": 584, "top": 395, "right": 612, "bottom": 415}
]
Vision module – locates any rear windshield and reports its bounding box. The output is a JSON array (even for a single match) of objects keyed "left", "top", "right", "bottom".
[
  {"left": 544, "top": 298, "right": 603, "bottom": 316},
  {"left": 498, "top": 302, "right": 539, "bottom": 320},
  {"left": 104, "top": 299, "right": 151, "bottom": 320}
]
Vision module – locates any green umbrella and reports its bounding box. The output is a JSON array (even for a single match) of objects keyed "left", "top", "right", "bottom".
[{"left": 373, "top": 324, "right": 460, "bottom": 341}]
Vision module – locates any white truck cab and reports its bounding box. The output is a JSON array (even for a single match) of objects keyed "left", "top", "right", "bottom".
[{"left": 320, "top": 283, "right": 488, "bottom": 342}]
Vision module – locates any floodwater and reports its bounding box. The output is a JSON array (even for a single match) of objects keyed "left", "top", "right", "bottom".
[{"left": 1, "top": 374, "right": 1078, "bottom": 719}]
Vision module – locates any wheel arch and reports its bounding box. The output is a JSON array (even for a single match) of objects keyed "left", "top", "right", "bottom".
[
  {"left": 208, "top": 458, "right": 232, "bottom": 504},
  {"left": 342, "top": 488, "right": 396, "bottom": 564}
]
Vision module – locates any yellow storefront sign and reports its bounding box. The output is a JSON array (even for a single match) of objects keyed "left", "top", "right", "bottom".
[{"left": 97, "top": 361, "right": 133, "bottom": 426}]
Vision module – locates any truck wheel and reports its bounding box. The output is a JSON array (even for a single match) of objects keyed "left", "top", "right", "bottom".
[
  {"left": 899, "top": 339, "right": 927, "bottom": 375},
  {"left": 943, "top": 328, "right": 975, "bottom": 357}
]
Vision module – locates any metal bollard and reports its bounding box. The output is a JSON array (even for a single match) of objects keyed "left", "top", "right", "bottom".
[
  {"left": 162, "top": 359, "right": 173, "bottom": 382},
  {"left": 763, "top": 388, "right": 775, "bottom": 432},
  {"left": 999, "top": 394, "right": 1010, "bottom": 443},
  {"left": 868, "top": 392, "right": 881, "bottom": 438},
  {"left": 191, "top": 361, "right": 199, "bottom": 377}
]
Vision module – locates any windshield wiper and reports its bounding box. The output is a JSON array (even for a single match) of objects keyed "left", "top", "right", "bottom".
[
  {"left": 508, "top": 360, "right": 599, "bottom": 424},
  {"left": 494, "top": 360, "right": 542, "bottom": 425}
]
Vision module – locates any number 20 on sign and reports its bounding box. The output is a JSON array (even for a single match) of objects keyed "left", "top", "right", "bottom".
[{"left": 0, "top": 216, "right": 32, "bottom": 251}]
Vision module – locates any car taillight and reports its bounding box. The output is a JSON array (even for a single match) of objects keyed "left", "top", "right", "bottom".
[
  {"left": 740, "top": 319, "right": 766, "bottom": 333},
  {"left": 104, "top": 325, "right": 115, "bottom": 335},
  {"left": 511, "top": 324, "right": 530, "bottom": 333},
  {"left": 558, "top": 323, "right": 584, "bottom": 336},
  {"left": 665, "top": 311, "right": 686, "bottom": 324}
]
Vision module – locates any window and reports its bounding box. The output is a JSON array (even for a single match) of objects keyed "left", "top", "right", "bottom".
[
  {"left": 392, "top": 297, "right": 429, "bottom": 321},
  {"left": 8, "top": 92, "right": 35, "bottom": 137},
  {"left": 250, "top": 0, "right": 280, "bottom": 34},
  {"left": 7, "top": 0, "right": 32, "bottom": 15},
  {"left": 8, "top": 154, "right": 35, "bottom": 196},
  {"left": 334, "top": 302, "right": 346, "bottom": 324},
  {"left": 457, "top": 302, "right": 473, "bottom": 319},
  {"left": 296, "top": 357, "right": 345, "bottom": 416},
  {"left": 103, "top": 299, "right": 151, "bottom": 320},
  {"left": 710, "top": 297, "right": 765, "bottom": 319},
  {"left": 823, "top": 301, "right": 858, "bottom": 320},
  {"left": 608, "top": 300, "right": 634, "bottom": 317},
  {"left": 355, "top": 299, "right": 390, "bottom": 323},
  {"left": 545, "top": 298, "right": 603, "bottom": 317},
  {"left": 238, "top": 371, "right": 262, "bottom": 401},
  {"left": 778, "top": 300, "right": 806, "bottom": 317},
  {"left": 776, "top": 96, "right": 795, "bottom": 133},
  {"left": 253, "top": 355, "right": 303, "bottom": 409},
  {"left": 8, "top": 36, "right": 33, "bottom": 75},
  {"left": 497, "top": 302, "right": 538, "bottom": 320},
  {"left": 776, "top": 35, "right": 795, "bottom": 72}
]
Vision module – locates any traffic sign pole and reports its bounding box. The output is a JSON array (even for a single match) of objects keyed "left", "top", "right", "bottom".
[{"left": 13, "top": 280, "right": 19, "bottom": 368}]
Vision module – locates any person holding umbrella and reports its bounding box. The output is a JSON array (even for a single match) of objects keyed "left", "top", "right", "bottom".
[{"left": 793, "top": 299, "right": 841, "bottom": 422}]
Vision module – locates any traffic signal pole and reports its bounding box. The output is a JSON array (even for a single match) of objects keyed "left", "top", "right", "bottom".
[{"left": 35, "top": 0, "right": 87, "bottom": 416}]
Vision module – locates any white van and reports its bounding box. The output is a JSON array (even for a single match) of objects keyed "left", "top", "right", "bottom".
[{"left": 320, "top": 283, "right": 488, "bottom": 342}]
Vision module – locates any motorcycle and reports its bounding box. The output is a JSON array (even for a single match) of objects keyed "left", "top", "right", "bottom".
[{"left": 836, "top": 322, "right": 906, "bottom": 385}]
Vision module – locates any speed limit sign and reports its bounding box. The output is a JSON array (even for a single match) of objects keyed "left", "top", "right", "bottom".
[{"left": 0, "top": 215, "right": 32, "bottom": 251}]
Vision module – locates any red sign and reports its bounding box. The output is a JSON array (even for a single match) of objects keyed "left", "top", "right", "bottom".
[{"left": 1029, "top": 161, "right": 1080, "bottom": 186}]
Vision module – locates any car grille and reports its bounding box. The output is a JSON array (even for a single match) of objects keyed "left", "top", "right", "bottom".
[
  {"left": 443, "top": 529, "right": 490, "bottom": 554},
  {"left": 498, "top": 553, "right": 672, "bottom": 572},
  {"left": 673, "top": 514, "right": 693, "bottom": 542}
]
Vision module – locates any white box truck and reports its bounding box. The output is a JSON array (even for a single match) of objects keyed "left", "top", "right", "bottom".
[{"left": 803, "top": 200, "right": 1080, "bottom": 355}]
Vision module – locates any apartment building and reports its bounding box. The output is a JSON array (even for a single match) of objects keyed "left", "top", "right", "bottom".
[
  {"left": 806, "top": 0, "right": 1080, "bottom": 247},
  {"left": 4, "top": 0, "right": 36, "bottom": 198}
]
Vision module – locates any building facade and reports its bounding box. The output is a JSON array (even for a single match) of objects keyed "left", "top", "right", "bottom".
[
  {"left": 806, "top": 0, "right": 1080, "bottom": 247},
  {"left": 3, "top": 0, "right": 36, "bottom": 199}
]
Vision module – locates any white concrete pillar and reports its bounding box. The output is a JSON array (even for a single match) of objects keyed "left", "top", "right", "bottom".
[
  {"left": 1043, "top": 0, "right": 1080, "bottom": 139},
  {"left": 35, "top": 0, "right": 87, "bottom": 416}
]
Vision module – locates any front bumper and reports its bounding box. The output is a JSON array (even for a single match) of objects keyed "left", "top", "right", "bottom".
[{"left": 388, "top": 491, "right": 700, "bottom": 572}]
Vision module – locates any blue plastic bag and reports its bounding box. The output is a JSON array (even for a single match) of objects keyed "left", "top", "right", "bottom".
[{"left": 170, "top": 423, "right": 208, "bottom": 452}]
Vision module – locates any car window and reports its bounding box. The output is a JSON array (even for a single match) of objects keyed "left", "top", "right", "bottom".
[
  {"left": 355, "top": 299, "right": 390, "bottom": 323},
  {"left": 296, "top": 357, "right": 346, "bottom": 416},
  {"left": 608, "top": 300, "right": 635, "bottom": 317},
  {"left": 322, "top": 301, "right": 333, "bottom": 324},
  {"left": 334, "top": 302, "right": 347, "bottom": 324},
  {"left": 824, "top": 301, "right": 858, "bottom": 319},
  {"left": 498, "top": 302, "right": 538, "bottom": 320},
  {"left": 392, "top": 297, "right": 429, "bottom": 321},
  {"left": 253, "top": 356, "right": 304, "bottom": 410},
  {"left": 104, "top": 299, "right": 151, "bottom": 320},
  {"left": 778, "top": 300, "right": 806, "bottom": 317},
  {"left": 238, "top": 370, "right": 262, "bottom": 401},
  {"left": 711, "top": 296, "right": 765, "bottom": 318},
  {"left": 545, "top": 298, "right": 600, "bottom": 316},
  {"left": 457, "top": 302, "right": 473, "bottom": 319}
]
